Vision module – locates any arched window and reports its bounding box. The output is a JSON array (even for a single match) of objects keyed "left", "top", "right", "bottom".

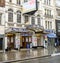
[
  {"left": 17, "top": 11, "right": 21, "bottom": 23},
  {"left": 8, "top": 9, "right": 13, "bottom": 22},
  {"left": 37, "top": 15, "right": 40, "bottom": 26}
]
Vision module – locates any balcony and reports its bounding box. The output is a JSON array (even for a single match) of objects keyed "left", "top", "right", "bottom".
[{"left": 44, "top": 14, "right": 53, "bottom": 18}]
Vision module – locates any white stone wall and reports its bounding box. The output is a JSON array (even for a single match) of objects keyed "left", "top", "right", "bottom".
[
  {"left": 0, "top": 0, "right": 57, "bottom": 34},
  {"left": 0, "top": 0, "right": 57, "bottom": 50},
  {"left": 4, "top": 0, "right": 56, "bottom": 31},
  {"left": 0, "top": 26, "right": 5, "bottom": 34}
]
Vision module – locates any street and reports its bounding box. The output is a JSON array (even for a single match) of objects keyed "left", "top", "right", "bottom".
[
  {"left": 1, "top": 46, "right": 60, "bottom": 63},
  {"left": 12, "top": 55, "right": 60, "bottom": 63}
]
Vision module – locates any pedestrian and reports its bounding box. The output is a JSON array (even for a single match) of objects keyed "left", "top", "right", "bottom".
[{"left": 44, "top": 40, "right": 47, "bottom": 48}]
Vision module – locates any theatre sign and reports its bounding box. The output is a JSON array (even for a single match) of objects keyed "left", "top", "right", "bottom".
[
  {"left": 22, "top": 0, "right": 37, "bottom": 14},
  {"left": 0, "top": 0, "right": 5, "bottom": 7}
]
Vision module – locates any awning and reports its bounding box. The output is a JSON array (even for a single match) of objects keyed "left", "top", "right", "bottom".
[{"left": 47, "top": 33, "right": 57, "bottom": 38}]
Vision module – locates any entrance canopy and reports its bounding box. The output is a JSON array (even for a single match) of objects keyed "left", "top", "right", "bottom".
[
  {"left": 5, "top": 27, "right": 29, "bottom": 33},
  {"left": 26, "top": 25, "right": 44, "bottom": 33},
  {"left": 47, "top": 33, "right": 57, "bottom": 38}
]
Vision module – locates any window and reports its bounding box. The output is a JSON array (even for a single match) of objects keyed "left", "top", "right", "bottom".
[
  {"left": 8, "top": 9, "right": 13, "bottom": 22},
  {"left": 45, "top": 9, "right": 52, "bottom": 17},
  {"left": 17, "top": 0, "right": 20, "bottom": 5},
  {"left": 9, "top": 0, "right": 12, "bottom": 2},
  {"left": 50, "top": 22, "right": 52, "bottom": 29},
  {"left": 0, "top": 13, "right": 2, "bottom": 25},
  {"left": 31, "top": 17, "right": 35, "bottom": 25},
  {"left": 17, "top": 11, "right": 21, "bottom": 23},
  {"left": 24, "top": 15, "right": 29, "bottom": 23},
  {"left": 45, "top": 21, "right": 47, "bottom": 29},
  {"left": 44, "top": 0, "right": 47, "bottom": 4},
  {"left": 48, "top": 0, "right": 51, "bottom": 5},
  {"left": 45, "top": 9, "right": 47, "bottom": 15},
  {"left": 37, "top": 1, "right": 39, "bottom": 10},
  {"left": 24, "top": 0, "right": 28, "bottom": 2},
  {"left": 37, "top": 15, "right": 40, "bottom": 26},
  {"left": 44, "top": 0, "right": 51, "bottom": 5},
  {"left": 48, "top": 21, "right": 49, "bottom": 29}
]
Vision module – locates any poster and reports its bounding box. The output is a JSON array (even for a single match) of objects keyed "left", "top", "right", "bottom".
[
  {"left": 32, "top": 36, "right": 37, "bottom": 46},
  {"left": 15, "top": 33, "right": 20, "bottom": 49}
]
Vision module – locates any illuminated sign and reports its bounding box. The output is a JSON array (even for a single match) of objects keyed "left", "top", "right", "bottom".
[{"left": 22, "top": 0, "right": 37, "bottom": 14}]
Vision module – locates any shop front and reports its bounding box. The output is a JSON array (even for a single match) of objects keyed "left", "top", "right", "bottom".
[
  {"left": 5, "top": 27, "right": 33, "bottom": 50},
  {"left": 5, "top": 25, "right": 44, "bottom": 50},
  {"left": 26, "top": 25, "right": 44, "bottom": 48},
  {"left": 47, "top": 33, "right": 57, "bottom": 46},
  {"left": 5, "top": 28, "right": 21, "bottom": 50},
  {"left": 43, "top": 29, "right": 57, "bottom": 47}
]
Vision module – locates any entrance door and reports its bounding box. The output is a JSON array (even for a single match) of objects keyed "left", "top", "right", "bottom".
[
  {"left": 22, "top": 36, "right": 27, "bottom": 48},
  {"left": 0, "top": 38, "right": 3, "bottom": 50},
  {"left": 7, "top": 34, "right": 15, "bottom": 49}
]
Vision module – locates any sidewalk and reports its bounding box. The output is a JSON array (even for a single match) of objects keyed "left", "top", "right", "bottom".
[{"left": 0, "top": 46, "right": 60, "bottom": 63}]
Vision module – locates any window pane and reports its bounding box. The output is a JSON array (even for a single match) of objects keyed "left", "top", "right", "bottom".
[
  {"left": 31, "top": 17, "right": 35, "bottom": 25},
  {"left": 17, "top": 0, "right": 20, "bottom": 5},
  {"left": 24, "top": 15, "right": 29, "bottom": 23},
  {"left": 17, "top": 14, "right": 21, "bottom": 23},
  {"left": 8, "top": 9, "right": 13, "bottom": 22},
  {"left": 17, "top": 11, "right": 21, "bottom": 23},
  {"left": 24, "top": 0, "right": 28, "bottom": 2},
  {"left": 37, "top": 18, "right": 40, "bottom": 26},
  {"left": 8, "top": 12, "right": 13, "bottom": 22},
  {"left": 45, "top": 21, "right": 47, "bottom": 29}
]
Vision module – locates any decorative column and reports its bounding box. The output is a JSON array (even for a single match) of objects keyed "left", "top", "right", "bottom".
[{"left": 5, "top": 36, "right": 8, "bottom": 51}]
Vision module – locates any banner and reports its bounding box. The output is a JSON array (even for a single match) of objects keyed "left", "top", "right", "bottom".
[{"left": 22, "top": 0, "right": 37, "bottom": 14}]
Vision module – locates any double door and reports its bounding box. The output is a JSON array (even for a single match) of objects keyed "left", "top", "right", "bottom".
[
  {"left": 22, "top": 36, "right": 32, "bottom": 48},
  {"left": 7, "top": 34, "right": 15, "bottom": 49}
]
